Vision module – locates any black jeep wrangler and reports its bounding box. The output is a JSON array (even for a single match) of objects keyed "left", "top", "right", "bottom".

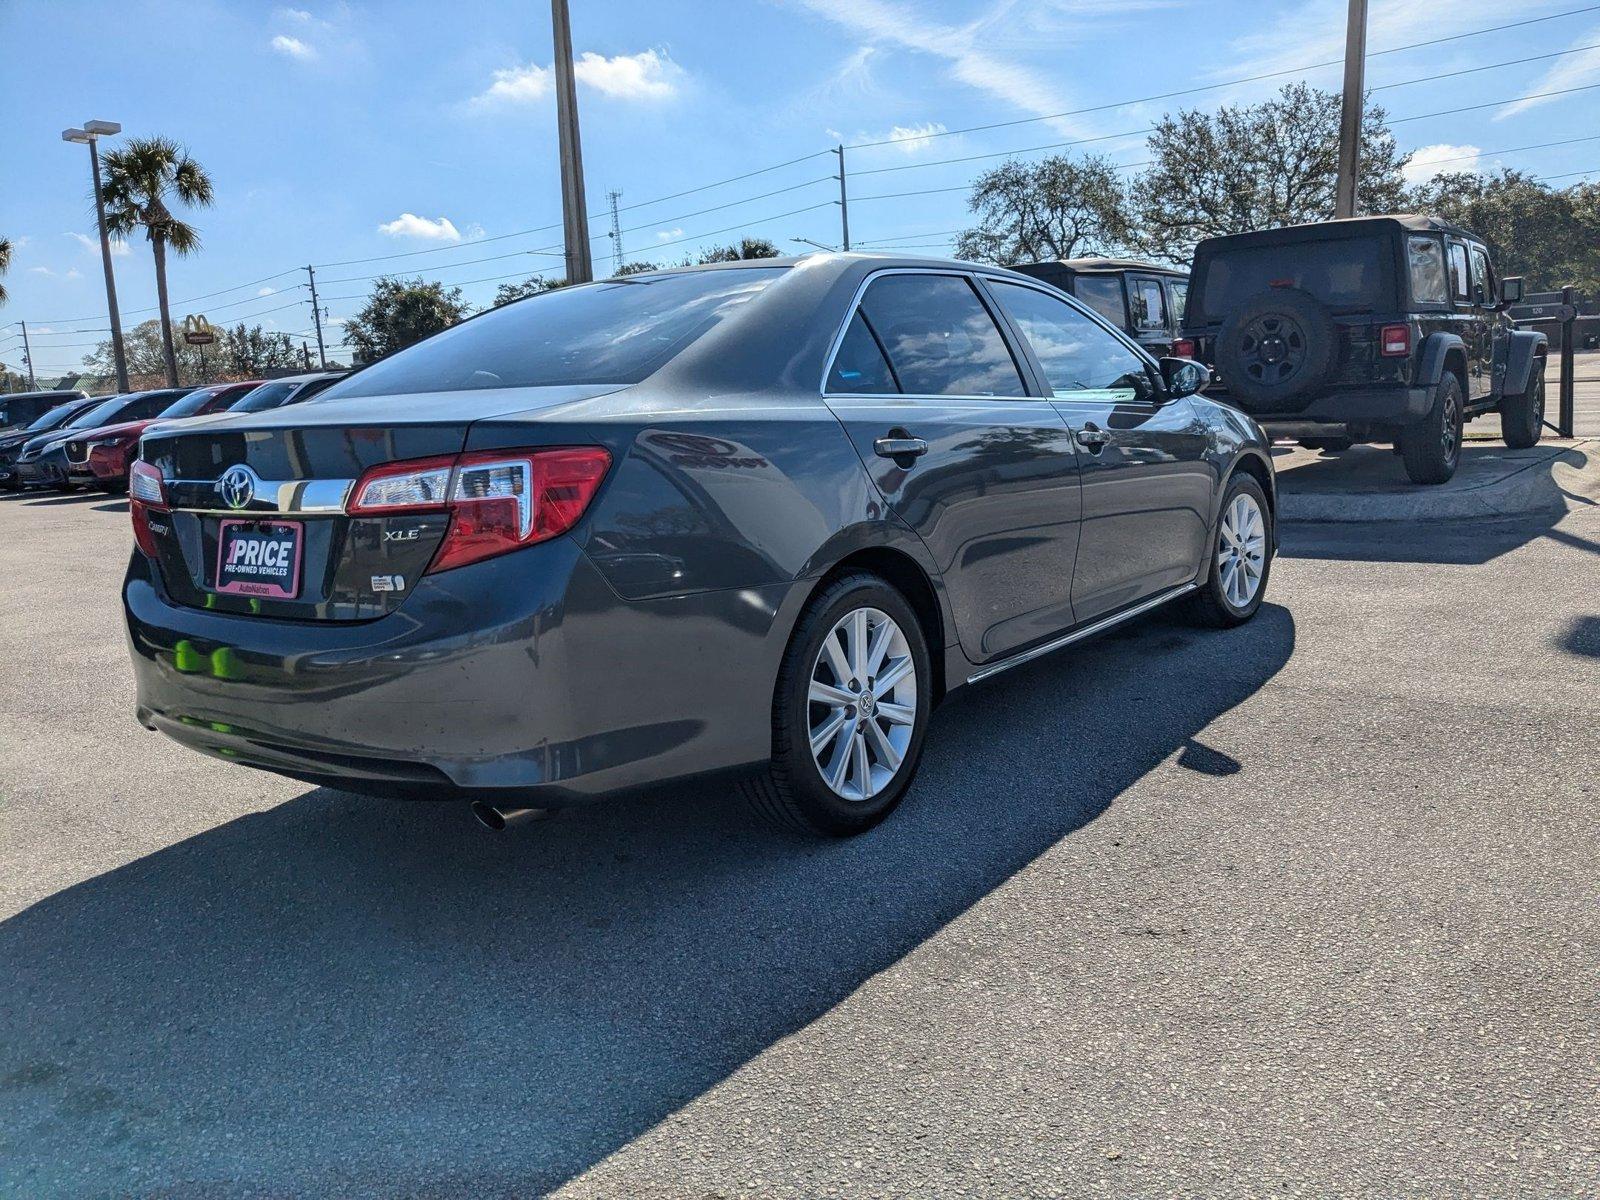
[
  {"left": 1182, "top": 215, "right": 1548, "bottom": 484},
  {"left": 1013, "top": 257, "right": 1189, "bottom": 358}
]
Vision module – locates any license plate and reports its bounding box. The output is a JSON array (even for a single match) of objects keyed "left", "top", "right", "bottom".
[{"left": 214, "top": 519, "right": 303, "bottom": 599}]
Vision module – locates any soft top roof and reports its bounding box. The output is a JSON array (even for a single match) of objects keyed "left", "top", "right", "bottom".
[
  {"left": 1016, "top": 256, "right": 1184, "bottom": 276},
  {"left": 1195, "top": 214, "right": 1478, "bottom": 256}
]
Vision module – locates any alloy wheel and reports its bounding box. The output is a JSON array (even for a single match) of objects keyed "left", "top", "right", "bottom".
[
  {"left": 1441, "top": 387, "right": 1461, "bottom": 464},
  {"left": 807, "top": 606, "right": 918, "bottom": 801},
  {"left": 1217, "top": 493, "right": 1267, "bottom": 610}
]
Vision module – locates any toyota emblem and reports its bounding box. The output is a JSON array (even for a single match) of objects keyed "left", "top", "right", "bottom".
[{"left": 217, "top": 464, "right": 258, "bottom": 510}]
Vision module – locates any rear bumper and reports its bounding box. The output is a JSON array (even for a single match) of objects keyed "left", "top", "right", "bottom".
[
  {"left": 124, "top": 541, "right": 802, "bottom": 803},
  {"left": 1227, "top": 386, "right": 1434, "bottom": 429}
]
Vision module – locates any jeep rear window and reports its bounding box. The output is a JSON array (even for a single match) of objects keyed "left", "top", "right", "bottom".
[{"left": 1198, "top": 236, "right": 1386, "bottom": 319}]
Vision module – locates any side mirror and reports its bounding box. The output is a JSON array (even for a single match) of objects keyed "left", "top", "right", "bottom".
[
  {"left": 1500, "top": 276, "right": 1524, "bottom": 304},
  {"left": 1160, "top": 356, "right": 1209, "bottom": 399}
]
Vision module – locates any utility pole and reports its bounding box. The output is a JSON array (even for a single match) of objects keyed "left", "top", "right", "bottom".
[
  {"left": 835, "top": 144, "right": 851, "bottom": 251},
  {"left": 302, "top": 341, "right": 312, "bottom": 370},
  {"left": 63, "top": 120, "right": 129, "bottom": 392},
  {"left": 1334, "top": 0, "right": 1368, "bottom": 220},
  {"left": 20, "top": 320, "right": 36, "bottom": 389},
  {"left": 304, "top": 265, "right": 328, "bottom": 369},
  {"left": 606, "top": 190, "right": 624, "bottom": 275},
  {"left": 551, "top": 0, "right": 593, "bottom": 284}
]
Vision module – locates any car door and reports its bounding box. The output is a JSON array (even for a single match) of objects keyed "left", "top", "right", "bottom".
[
  {"left": 1446, "top": 239, "right": 1490, "bottom": 399},
  {"left": 822, "top": 270, "right": 1084, "bottom": 663},
  {"left": 1468, "top": 243, "right": 1506, "bottom": 400},
  {"left": 985, "top": 276, "right": 1214, "bottom": 623}
]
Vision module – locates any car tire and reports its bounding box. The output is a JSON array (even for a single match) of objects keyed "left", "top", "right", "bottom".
[
  {"left": 744, "top": 572, "right": 932, "bottom": 837},
  {"left": 1187, "top": 472, "right": 1273, "bottom": 629},
  {"left": 1499, "top": 369, "right": 1545, "bottom": 450},
  {"left": 1399, "top": 372, "right": 1465, "bottom": 485},
  {"left": 1214, "top": 288, "right": 1339, "bottom": 409}
]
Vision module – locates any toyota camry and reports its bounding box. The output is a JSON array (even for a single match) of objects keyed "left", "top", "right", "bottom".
[{"left": 124, "top": 253, "right": 1276, "bottom": 836}]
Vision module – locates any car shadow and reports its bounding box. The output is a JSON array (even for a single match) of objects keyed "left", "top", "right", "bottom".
[
  {"left": 1557, "top": 614, "right": 1600, "bottom": 658},
  {"left": 1, "top": 604, "right": 1295, "bottom": 1196},
  {"left": 17, "top": 491, "right": 108, "bottom": 507},
  {"left": 90, "top": 500, "right": 130, "bottom": 514}
]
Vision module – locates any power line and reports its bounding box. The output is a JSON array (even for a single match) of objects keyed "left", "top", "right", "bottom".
[
  {"left": 1372, "top": 43, "right": 1600, "bottom": 93},
  {"left": 845, "top": 6, "right": 1600, "bottom": 149},
  {"left": 1389, "top": 81, "right": 1600, "bottom": 124}
]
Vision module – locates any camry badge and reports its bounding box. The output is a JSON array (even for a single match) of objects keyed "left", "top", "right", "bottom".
[{"left": 217, "top": 464, "right": 258, "bottom": 510}]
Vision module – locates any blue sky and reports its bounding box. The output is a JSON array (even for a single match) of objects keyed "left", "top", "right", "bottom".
[{"left": 3, "top": 0, "right": 1599, "bottom": 376}]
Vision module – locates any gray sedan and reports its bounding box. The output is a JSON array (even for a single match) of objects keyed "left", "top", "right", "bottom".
[{"left": 124, "top": 253, "right": 1276, "bottom": 836}]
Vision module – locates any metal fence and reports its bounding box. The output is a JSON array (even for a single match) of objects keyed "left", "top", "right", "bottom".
[{"left": 1512, "top": 286, "right": 1594, "bottom": 439}]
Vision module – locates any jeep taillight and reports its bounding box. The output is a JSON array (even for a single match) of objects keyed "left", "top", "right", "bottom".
[
  {"left": 1172, "top": 338, "right": 1197, "bottom": 358},
  {"left": 129, "top": 459, "right": 167, "bottom": 556},
  {"left": 348, "top": 445, "right": 612, "bottom": 574},
  {"left": 1380, "top": 324, "right": 1412, "bottom": 357}
]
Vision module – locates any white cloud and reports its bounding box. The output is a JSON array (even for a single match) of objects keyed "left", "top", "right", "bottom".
[
  {"left": 1497, "top": 25, "right": 1600, "bottom": 119},
  {"left": 796, "top": 0, "right": 1092, "bottom": 135},
  {"left": 258, "top": 286, "right": 277, "bottom": 296},
  {"left": 279, "top": 6, "right": 315, "bottom": 21},
  {"left": 377, "top": 213, "right": 464, "bottom": 241},
  {"left": 471, "top": 48, "right": 684, "bottom": 107},
  {"left": 64, "top": 231, "right": 130, "bottom": 256},
  {"left": 656, "top": 227, "right": 684, "bottom": 241},
  {"left": 885, "top": 122, "right": 948, "bottom": 154},
  {"left": 28, "top": 266, "right": 81, "bottom": 279},
  {"left": 1403, "top": 144, "right": 1484, "bottom": 185},
  {"left": 270, "top": 34, "right": 316, "bottom": 60}
]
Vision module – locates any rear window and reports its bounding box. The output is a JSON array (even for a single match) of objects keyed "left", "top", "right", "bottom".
[
  {"left": 231, "top": 381, "right": 301, "bottom": 413},
  {"left": 329, "top": 268, "right": 785, "bottom": 399},
  {"left": 1408, "top": 236, "right": 1448, "bottom": 304},
  {"left": 1198, "top": 235, "right": 1387, "bottom": 319}
]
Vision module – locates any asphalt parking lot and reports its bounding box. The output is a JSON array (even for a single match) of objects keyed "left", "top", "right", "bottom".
[{"left": 2, "top": 485, "right": 1598, "bottom": 1197}]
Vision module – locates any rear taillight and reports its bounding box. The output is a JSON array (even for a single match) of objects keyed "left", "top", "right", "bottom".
[
  {"left": 348, "top": 445, "right": 612, "bottom": 574},
  {"left": 1172, "top": 338, "right": 1197, "bottom": 358},
  {"left": 1380, "top": 323, "right": 1412, "bottom": 357},
  {"left": 129, "top": 459, "right": 167, "bottom": 557}
]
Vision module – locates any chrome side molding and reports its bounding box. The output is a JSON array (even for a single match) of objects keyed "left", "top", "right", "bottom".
[{"left": 966, "top": 583, "right": 1200, "bottom": 685}]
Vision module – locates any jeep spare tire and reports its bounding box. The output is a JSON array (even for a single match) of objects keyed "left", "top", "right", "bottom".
[{"left": 1214, "top": 287, "right": 1338, "bottom": 409}]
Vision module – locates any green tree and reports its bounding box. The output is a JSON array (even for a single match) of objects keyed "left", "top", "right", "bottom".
[
  {"left": 0, "top": 236, "right": 11, "bottom": 306},
  {"left": 1132, "top": 83, "right": 1407, "bottom": 263},
  {"left": 343, "top": 277, "right": 470, "bottom": 361},
  {"left": 1407, "top": 169, "right": 1598, "bottom": 293},
  {"left": 222, "top": 324, "right": 303, "bottom": 377},
  {"left": 953, "top": 153, "right": 1131, "bottom": 265},
  {"left": 493, "top": 275, "right": 566, "bottom": 307},
  {"left": 696, "top": 238, "right": 781, "bottom": 263},
  {"left": 615, "top": 260, "right": 660, "bottom": 276},
  {"left": 83, "top": 317, "right": 213, "bottom": 388},
  {"left": 100, "top": 136, "right": 215, "bottom": 388}
]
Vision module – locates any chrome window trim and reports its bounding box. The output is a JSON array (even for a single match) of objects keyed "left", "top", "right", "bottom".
[
  {"left": 165, "top": 476, "right": 354, "bottom": 515},
  {"left": 818, "top": 267, "right": 1035, "bottom": 403}
]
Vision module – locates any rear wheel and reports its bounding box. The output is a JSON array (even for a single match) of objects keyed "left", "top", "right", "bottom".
[
  {"left": 1188, "top": 473, "right": 1272, "bottom": 629},
  {"left": 744, "top": 573, "right": 932, "bottom": 837},
  {"left": 1499, "top": 369, "right": 1545, "bottom": 450},
  {"left": 1399, "top": 373, "right": 1464, "bottom": 485}
]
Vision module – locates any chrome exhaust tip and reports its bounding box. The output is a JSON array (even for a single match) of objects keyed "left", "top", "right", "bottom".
[{"left": 470, "top": 801, "right": 549, "bottom": 832}]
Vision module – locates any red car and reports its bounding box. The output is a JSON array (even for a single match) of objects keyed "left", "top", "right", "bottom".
[{"left": 68, "top": 381, "right": 263, "bottom": 490}]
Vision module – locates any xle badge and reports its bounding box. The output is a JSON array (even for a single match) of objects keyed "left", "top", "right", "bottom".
[{"left": 371, "top": 574, "right": 407, "bottom": 593}]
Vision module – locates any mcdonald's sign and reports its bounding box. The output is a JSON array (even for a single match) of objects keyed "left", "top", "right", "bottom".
[{"left": 182, "top": 315, "right": 216, "bottom": 346}]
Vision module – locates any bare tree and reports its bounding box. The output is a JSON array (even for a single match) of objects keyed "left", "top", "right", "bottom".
[{"left": 953, "top": 154, "right": 1132, "bottom": 265}]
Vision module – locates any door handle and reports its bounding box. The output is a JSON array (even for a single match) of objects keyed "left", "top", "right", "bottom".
[
  {"left": 873, "top": 435, "right": 929, "bottom": 461},
  {"left": 1076, "top": 424, "right": 1111, "bottom": 451}
]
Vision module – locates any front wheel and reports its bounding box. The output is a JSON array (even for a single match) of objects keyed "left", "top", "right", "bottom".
[
  {"left": 1499, "top": 370, "right": 1545, "bottom": 450},
  {"left": 1187, "top": 473, "right": 1273, "bottom": 629},
  {"left": 744, "top": 573, "right": 932, "bottom": 837},
  {"left": 1399, "top": 373, "right": 1465, "bottom": 485}
]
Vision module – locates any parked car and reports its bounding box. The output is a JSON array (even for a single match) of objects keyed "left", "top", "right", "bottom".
[
  {"left": 1181, "top": 215, "right": 1548, "bottom": 483},
  {"left": 126, "top": 255, "right": 1275, "bottom": 837},
  {"left": 0, "top": 389, "right": 88, "bottom": 433},
  {"left": 14, "top": 389, "right": 194, "bottom": 490},
  {"left": 1012, "top": 258, "right": 1190, "bottom": 358},
  {"left": 67, "top": 381, "right": 263, "bottom": 491},
  {"left": 226, "top": 371, "right": 346, "bottom": 413},
  {"left": 0, "top": 395, "right": 108, "bottom": 489}
]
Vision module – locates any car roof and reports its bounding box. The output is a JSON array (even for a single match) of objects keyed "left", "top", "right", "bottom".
[
  {"left": 1040, "top": 257, "right": 1186, "bottom": 276},
  {"left": 3, "top": 389, "right": 85, "bottom": 401},
  {"left": 1196, "top": 213, "right": 1479, "bottom": 254}
]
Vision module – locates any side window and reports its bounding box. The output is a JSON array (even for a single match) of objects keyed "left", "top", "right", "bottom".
[
  {"left": 990, "top": 280, "right": 1154, "bottom": 400},
  {"left": 1408, "top": 236, "right": 1448, "bottom": 304},
  {"left": 1073, "top": 275, "right": 1126, "bottom": 327},
  {"left": 1469, "top": 246, "right": 1493, "bottom": 306},
  {"left": 1447, "top": 242, "right": 1471, "bottom": 302},
  {"left": 858, "top": 274, "right": 1026, "bottom": 397},
  {"left": 1168, "top": 281, "right": 1189, "bottom": 322},
  {"left": 1133, "top": 279, "right": 1167, "bottom": 330},
  {"left": 826, "top": 311, "right": 899, "bottom": 394},
  {"left": 132, "top": 395, "right": 172, "bottom": 419}
]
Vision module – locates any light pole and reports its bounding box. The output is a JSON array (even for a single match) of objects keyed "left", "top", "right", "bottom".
[
  {"left": 62, "top": 120, "right": 129, "bottom": 393},
  {"left": 791, "top": 237, "right": 837, "bottom": 252},
  {"left": 551, "top": 0, "right": 593, "bottom": 284}
]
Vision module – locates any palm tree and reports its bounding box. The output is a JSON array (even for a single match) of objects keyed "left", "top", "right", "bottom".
[
  {"left": 0, "top": 237, "right": 12, "bottom": 306},
  {"left": 101, "top": 137, "right": 214, "bottom": 387}
]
